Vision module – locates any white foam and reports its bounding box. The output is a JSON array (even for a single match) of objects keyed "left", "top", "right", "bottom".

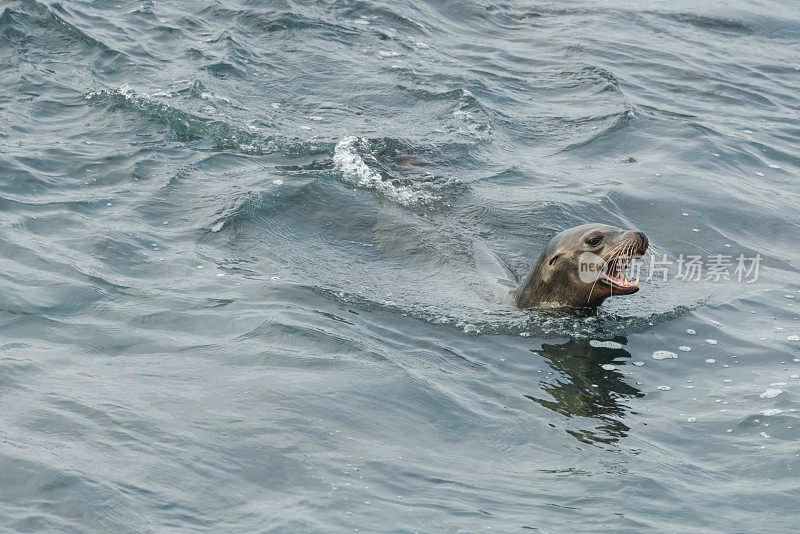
[
  {"left": 657, "top": 385, "right": 671, "bottom": 391},
  {"left": 334, "top": 137, "right": 436, "bottom": 206},
  {"left": 787, "top": 335, "right": 799, "bottom": 342},
  {"left": 760, "top": 388, "right": 783, "bottom": 399},
  {"left": 589, "top": 340, "right": 622, "bottom": 349},
  {"left": 761, "top": 409, "right": 783, "bottom": 416},
  {"left": 601, "top": 364, "right": 616, "bottom": 370},
  {"left": 653, "top": 350, "right": 678, "bottom": 360},
  {"left": 211, "top": 221, "right": 224, "bottom": 232},
  {"left": 679, "top": 346, "right": 692, "bottom": 352},
  {"left": 705, "top": 339, "right": 718, "bottom": 344},
  {"left": 686, "top": 329, "right": 696, "bottom": 335},
  {"left": 706, "top": 359, "right": 716, "bottom": 364}
]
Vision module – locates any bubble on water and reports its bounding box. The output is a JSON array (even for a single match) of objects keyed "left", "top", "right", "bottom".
[
  {"left": 787, "top": 335, "right": 799, "bottom": 342},
  {"left": 657, "top": 385, "right": 671, "bottom": 391},
  {"left": 761, "top": 409, "right": 783, "bottom": 416},
  {"left": 653, "top": 351, "right": 678, "bottom": 360},
  {"left": 686, "top": 329, "right": 696, "bottom": 335},
  {"left": 632, "top": 361, "right": 644, "bottom": 367},
  {"left": 713, "top": 153, "right": 720, "bottom": 157},
  {"left": 273, "top": 179, "right": 284, "bottom": 186},
  {"left": 726, "top": 428, "right": 732, "bottom": 433},
  {"left": 686, "top": 385, "right": 695, "bottom": 389},
  {"left": 211, "top": 221, "right": 224, "bottom": 232},
  {"left": 706, "top": 359, "right": 716, "bottom": 364},
  {"left": 769, "top": 164, "right": 781, "bottom": 169},
  {"left": 682, "top": 212, "right": 689, "bottom": 216},
  {"left": 770, "top": 382, "right": 787, "bottom": 387},
  {"left": 706, "top": 339, "right": 718, "bottom": 345},
  {"left": 519, "top": 332, "right": 530, "bottom": 337},
  {"left": 679, "top": 346, "right": 692, "bottom": 352},
  {"left": 589, "top": 340, "right": 623, "bottom": 349},
  {"left": 760, "top": 388, "right": 783, "bottom": 399},
  {"left": 601, "top": 364, "right": 616, "bottom": 371},
  {"left": 791, "top": 375, "right": 799, "bottom": 379},
  {"left": 760, "top": 432, "right": 770, "bottom": 438},
  {"left": 692, "top": 228, "right": 700, "bottom": 232},
  {"left": 756, "top": 172, "right": 764, "bottom": 177},
  {"left": 687, "top": 417, "right": 696, "bottom": 422}
]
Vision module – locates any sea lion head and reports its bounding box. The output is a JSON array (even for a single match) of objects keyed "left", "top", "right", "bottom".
[{"left": 514, "top": 223, "right": 649, "bottom": 310}]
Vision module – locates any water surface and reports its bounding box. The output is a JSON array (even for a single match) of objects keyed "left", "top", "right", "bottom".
[{"left": 1, "top": 0, "right": 799, "bottom": 531}]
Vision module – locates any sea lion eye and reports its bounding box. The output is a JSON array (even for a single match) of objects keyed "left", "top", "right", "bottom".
[
  {"left": 586, "top": 235, "right": 603, "bottom": 247},
  {"left": 548, "top": 254, "right": 561, "bottom": 266}
]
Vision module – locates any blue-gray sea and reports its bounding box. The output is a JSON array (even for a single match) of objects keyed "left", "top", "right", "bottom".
[{"left": 1, "top": 0, "right": 800, "bottom": 531}]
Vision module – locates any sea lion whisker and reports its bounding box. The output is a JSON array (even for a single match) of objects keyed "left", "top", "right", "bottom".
[
  {"left": 587, "top": 243, "right": 621, "bottom": 303},
  {"left": 588, "top": 240, "right": 629, "bottom": 303},
  {"left": 588, "top": 241, "right": 626, "bottom": 302}
]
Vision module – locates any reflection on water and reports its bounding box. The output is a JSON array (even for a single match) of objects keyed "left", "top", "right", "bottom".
[{"left": 528, "top": 339, "right": 643, "bottom": 445}]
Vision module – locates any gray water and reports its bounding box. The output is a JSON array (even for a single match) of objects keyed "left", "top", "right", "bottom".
[{"left": 2, "top": 0, "right": 800, "bottom": 531}]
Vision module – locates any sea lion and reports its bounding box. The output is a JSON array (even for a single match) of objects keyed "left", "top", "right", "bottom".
[{"left": 514, "top": 224, "right": 648, "bottom": 309}]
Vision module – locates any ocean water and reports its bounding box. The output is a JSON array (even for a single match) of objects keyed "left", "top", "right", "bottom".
[{"left": 1, "top": 0, "right": 799, "bottom": 531}]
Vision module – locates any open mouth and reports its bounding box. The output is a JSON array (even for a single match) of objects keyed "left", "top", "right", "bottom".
[{"left": 599, "top": 250, "right": 643, "bottom": 290}]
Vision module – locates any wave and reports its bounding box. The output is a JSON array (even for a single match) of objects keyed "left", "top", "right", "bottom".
[{"left": 334, "top": 136, "right": 457, "bottom": 206}]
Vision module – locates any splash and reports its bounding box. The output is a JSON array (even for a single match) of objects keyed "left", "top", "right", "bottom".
[{"left": 333, "top": 136, "right": 439, "bottom": 206}]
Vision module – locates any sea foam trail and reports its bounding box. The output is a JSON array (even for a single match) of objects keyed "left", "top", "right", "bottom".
[{"left": 333, "top": 136, "right": 438, "bottom": 206}]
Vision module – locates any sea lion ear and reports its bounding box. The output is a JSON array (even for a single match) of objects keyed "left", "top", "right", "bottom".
[{"left": 548, "top": 254, "right": 561, "bottom": 266}]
